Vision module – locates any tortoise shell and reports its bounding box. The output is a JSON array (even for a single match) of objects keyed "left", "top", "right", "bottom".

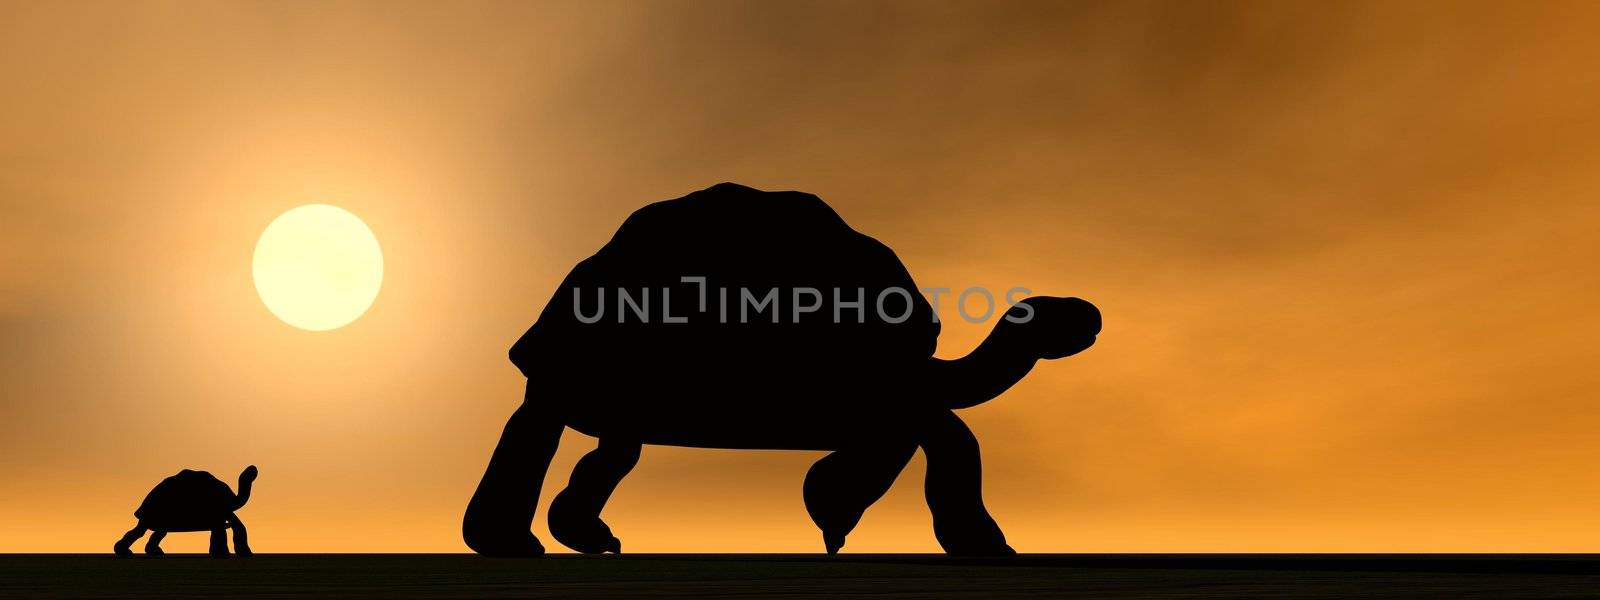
[
  {"left": 510, "top": 183, "right": 940, "bottom": 387},
  {"left": 133, "top": 470, "right": 237, "bottom": 530}
]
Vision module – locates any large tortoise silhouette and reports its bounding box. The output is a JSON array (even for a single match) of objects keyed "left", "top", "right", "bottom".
[
  {"left": 464, "top": 183, "right": 1100, "bottom": 556},
  {"left": 114, "top": 466, "right": 257, "bottom": 557}
]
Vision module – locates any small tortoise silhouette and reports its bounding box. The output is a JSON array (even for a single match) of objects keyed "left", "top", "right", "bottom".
[
  {"left": 464, "top": 183, "right": 1100, "bottom": 557},
  {"left": 114, "top": 465, "right": 257, "bottom": 557}
]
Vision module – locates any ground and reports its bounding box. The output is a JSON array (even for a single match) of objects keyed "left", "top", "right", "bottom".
[{"left": 3, "top": 554, "right": 1598, "bottom": 598}]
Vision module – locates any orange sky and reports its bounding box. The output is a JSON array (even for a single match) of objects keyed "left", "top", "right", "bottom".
[{"left": 4, "top": 0, "right": 1600, "bottom": 553}]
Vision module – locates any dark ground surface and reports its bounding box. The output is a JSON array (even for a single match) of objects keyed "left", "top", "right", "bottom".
[{"left": 3, "top": 554, "right": 1598, "bottom": 599}]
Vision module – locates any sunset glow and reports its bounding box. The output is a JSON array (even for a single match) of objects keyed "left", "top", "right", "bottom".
[
  {"left": 5, "top": 1, "right": 1600, "bottom": 555},
  {"left": 252, "top": 204, "right": 383, "bottom": 331}
]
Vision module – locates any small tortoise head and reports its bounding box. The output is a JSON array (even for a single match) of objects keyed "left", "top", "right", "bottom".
[
  {"left": 1003, "top": 296, "right": 1100, "bottom": 360},
  {"left": 232, "top": 465, "right": 259, "bottom": 510}
]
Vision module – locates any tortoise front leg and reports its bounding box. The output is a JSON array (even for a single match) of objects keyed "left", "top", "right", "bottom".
[
  {"left": 920, "top": 410, "right": 1014, "bottom": 556},
  {"left": 209, "top": 527, "right": 229, "bottom": 557},
  {"left": 549, "top": 437, "right": 641, "bottom": 554},
  {"left": 230, "top": 514, "right": 252, "bottom": 556},
  {"left": 803, "top": 442, "right": 916, "bottom": 554}
]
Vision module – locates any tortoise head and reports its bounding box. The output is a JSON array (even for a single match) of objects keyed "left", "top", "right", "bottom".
[
  {"left": 232, "top": 465, "right": 259, "bottom": 510},
  {"left": 1003, "top": 296, "right": 1100, "bottom": 360}
]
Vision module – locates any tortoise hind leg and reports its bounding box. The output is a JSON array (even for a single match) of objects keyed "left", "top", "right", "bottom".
[
  {"left": 549, "top": 437, "right": 641, "bottom": 554},
  {"left": 113, "top": 523, "right": 146, "bottom": 556},
  {"left": 463, "top": 384, "right": 565, "bottom": 556},
  {"left": 803, "top": 442, "right": 917, "bottom": 554},
  {"left": 145, "top": 530, "right": 167, "bottom": 556}
]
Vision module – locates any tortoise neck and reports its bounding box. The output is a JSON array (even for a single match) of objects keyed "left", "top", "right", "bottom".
[
  {"left": 925, "top": 322, "right": 1038, "bottom": 409},
  {"left": 233, "top": 473, "right": 254, "bottom": 510}
]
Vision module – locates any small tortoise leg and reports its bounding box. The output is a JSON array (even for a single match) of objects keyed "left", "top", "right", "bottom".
[
  {"left": 230, "top": 514, "right": 252, "bottom": 556},
  {"left": 803, "top": 442, "right": 916, "bottom": 554},
  {"left": 549, "top": 437, "right": 641, "bottom": 554},
  {"left": 209, "top": 527, "right": 230, "bottom": 557},
  {"left": 145, "top": 530, "right": 166, "bottom": 556},
  {"left": 114, "top": 523, "right": 146, "bottom": 556}
]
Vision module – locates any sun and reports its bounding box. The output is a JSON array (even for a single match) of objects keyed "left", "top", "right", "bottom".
[{"left": 252, "top": 204, "right": 384, "bottom": 331}]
